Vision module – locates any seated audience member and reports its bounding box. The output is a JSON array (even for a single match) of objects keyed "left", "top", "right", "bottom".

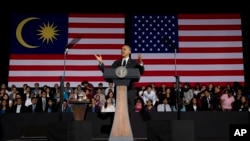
[
  {"left": 0, "top": 99, "right": 11, "bottom": 114},
  {"left": 186, "top": 97, "right": 201, "bottom": 112},
  {"left": 157, "top": 97, "right": 172, "bottom": 112},
  {"left": 25, "top": 92, "right": 36, "bottom": 107},
  {"left": 62, "top": 99, "right": 72, "bottom": 112},
  {"left": 220, "top": 90, "right": 235, "bottom": 111},
  {"left": 69, "top": 88, "right": 79, "bottom": 100},
  {"left": 201, "top": 89, "right": 217, "bottom": 111},
  {"left": 183, "top": 83, "right": 194, "bottom": 108},
  {"left": 45, "top": 98, "right": 58, "bottom": 113},
  {"left": 101, "top": 97, "right": 115, "bottom": 112},
  {"left": 134, "top": 97, "right": 143, "bottom": 112},
  {"left": 106, "top": 91, "right": 115, "bottom": 106},
  {"left": 87, "top": 98, "right": 101, "bottom": 113},
  {"left": 85, "top": 89, "right": 93, "bottom": 100},
  {"left": 172, "top": 100, "right": 186, "bottom": 112},
  {"left": 233, "top": 88, "right": 243, "bottom": 111},
  {"left": 95, "top": 88, "right": 106, "bottom": 107},
  {"left": 143, "top": 99, "right": 156, "bottom": 112},
  {"left": 239, "top": 95, "right": 249, "bottom": 111},
  {"left": 10, "top": 97, "right": 27, "bottom": 113},
  {"left": 104, "top": 81, "right": 114, "bottom": 96},
  {"left": 27, "top": 97, "right": 42, "bottom": 113},
  {"left": 81, "top": 80, "right": 96, "bottom": 95},
  {"left": 37, "top": 90, "right": 50, "bottom": 112},
  {"left": 142, "top": 85, "right": 156, "bottom": 106}
]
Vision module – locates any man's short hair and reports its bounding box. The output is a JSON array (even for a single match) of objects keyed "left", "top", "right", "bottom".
[{"left": 123, "top": 45, "right": 131, "bottom": 51}]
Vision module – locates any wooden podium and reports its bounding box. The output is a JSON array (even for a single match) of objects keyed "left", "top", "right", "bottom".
[
  {"left": 103, "top": 67, "right": 140, "bottom": 141},
  {"left": 69, "top": 99, "right": 90, "bottom": 121}
]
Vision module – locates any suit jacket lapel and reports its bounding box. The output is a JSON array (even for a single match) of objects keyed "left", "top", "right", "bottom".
[
  {"left": 126, "top": 58, "right": 132, "bottom": 67},
  {"left": 119, "top": 59, "right": 123, "bottom": 66}
]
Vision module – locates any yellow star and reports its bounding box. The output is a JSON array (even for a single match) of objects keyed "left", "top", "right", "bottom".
[{"left": 37, "top": 22, "right": 59, "bottom": 44}]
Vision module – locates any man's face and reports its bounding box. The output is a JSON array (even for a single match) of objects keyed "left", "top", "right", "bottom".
[
  {"left": 147, "top": 87, "right": 151, "bottom": 93},
  {"left": 16, "top": 98, "right": 22, "bottom": 105},
  {"left": 35, "top": 83, "right": 39, "bottom": 88},
  {"left": 121, "top": 45, "right": 131, "bottom": 58},
  {"left": 66, "top": 83, "right": 70, "bottom": 87},
  {"left": 205, "top": 91, "right": 210, "bottom": 97},
  {"left": 31, "top": 98, "right": 37, "bottom": 104}
]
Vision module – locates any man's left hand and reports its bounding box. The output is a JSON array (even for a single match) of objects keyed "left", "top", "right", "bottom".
[{"left": 138, "top": 53, "right": 143, "bottom": 64}]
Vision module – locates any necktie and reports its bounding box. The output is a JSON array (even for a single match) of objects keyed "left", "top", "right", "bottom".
[
  {"left": 32, "top": 105, "right": 35, "bottom": 113},
  {"left": 42, "top": 99, "right": 46, "bottom": 110},
  {"left": 48, "top": 107, "right": 51, "bottom": 113},
  {"left": 122, "top": 59, "right": 126, "bottom": 66},
  {"left": 164, "top": 104, "right": 166, "bottom": 112},
  {"left": 207, "top": 97, "right": 210, "bottom": 108}
]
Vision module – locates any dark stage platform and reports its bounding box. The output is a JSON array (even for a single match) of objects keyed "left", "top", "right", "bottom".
[{"left": 1, "top": 112, "right": 249, "bottom": 141}]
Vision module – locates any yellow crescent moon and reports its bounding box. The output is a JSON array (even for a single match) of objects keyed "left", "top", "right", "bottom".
[{"left": 16, "top": 17, "right": 40, "bottom": 49}]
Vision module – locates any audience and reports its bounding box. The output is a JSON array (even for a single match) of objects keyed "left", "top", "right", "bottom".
[{"left": 0, "top": 81, "right": 249, "bottom": 115}]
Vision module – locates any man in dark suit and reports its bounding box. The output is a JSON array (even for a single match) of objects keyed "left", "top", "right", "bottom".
[
  {"left": 94, "top": 45, "right": 145, "bottom": 113},
  {"left": 37, "top": 90, "right": 50, "bottom": 112},
  {"left": 10, "top": 97, "right": 27, "bottom": 113},
  {"left": 87, "top": 98, "right": 101, "bottom": 113},
  {"left": 26, "top": 97, "right": 43, "bottom": 113},
  {"left": 201, "top": 89, "right": 218, "bottom": 111}
]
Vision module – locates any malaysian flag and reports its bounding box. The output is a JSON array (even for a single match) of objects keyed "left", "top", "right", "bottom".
[
  {"left": 8, "top": 14, "right": 124, "bottom": 87},
  {"left": 131, "top": 14, "right": 244, "bottom": 87},
  {"left": 8, "top": 13, "right": 244, "bottom": 88}
]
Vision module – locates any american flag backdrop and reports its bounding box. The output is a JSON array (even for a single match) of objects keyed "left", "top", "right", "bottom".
[
  {"left": 8, "top": 13, "right": 245, "bottom": 88},
  {"left": 131, "top": 14, "right": 244, "bottom": 87}
]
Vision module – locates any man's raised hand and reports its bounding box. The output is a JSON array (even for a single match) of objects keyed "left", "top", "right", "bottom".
[{"left": 94, "top": 54, "right": 103, "bottom": 64}]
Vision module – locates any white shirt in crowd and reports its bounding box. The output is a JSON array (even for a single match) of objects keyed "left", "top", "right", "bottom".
[
  {"left": 16, "top": 105, "right": 22, "bottom": 113},
  {"left": 142, "top": 90, "right": 156, "bottom": 105},
  {"left": 157, "top": 104, "right": 172, "bottom": 112},
  {"left": 101, "top": 105, "right": 115, "bottom": 112},
  {"left": 25, "top": 98, "right": 32, "bottom": 107}
]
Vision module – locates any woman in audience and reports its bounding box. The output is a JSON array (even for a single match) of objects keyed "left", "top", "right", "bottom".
[
  {"left": 106, "top": 91, "right": 115, "bottom": 106},
  {"left": 0, "top": 99, "right": 10, "bottom": 114},
  {"left": 233, "top": 88, "right": 243, "bottom": 111},
  {"left": 193, "top": 83, "right": 201, "bottom": 98},
  {"left": 0, "top": 83, "right": 10, "bottom": 95},
  {"left": 45, "top": 98, "right": 58, "bottom": 113},
  {"left": 134, "top": 97, "right": 143, "bottom": 112},
  {"left": 220, "top": 89, "right": 235, "bottom": 111},
  {"left": 51, "top": 83, "right": 60, "bottom": 100},
  {"left": 69, "top": 88, "right": 79, "bottom": 100},
  {"left": 101, "top": 97, "right": 115, "bottom": 112},
  {"left": 24, "top": 92, "right": 35, "bottom": 107},
  {"left": 186, "top": 97, "right": 201, "bottom": 112},
  {"left": 239, "top": 95, "right": 249, "bottom": 111},
  {"left": 143, "top": 99, "right": 156, "bottom": 112},
  {"left": 95, "top": 88, "right": 106, "bottom": 107}
]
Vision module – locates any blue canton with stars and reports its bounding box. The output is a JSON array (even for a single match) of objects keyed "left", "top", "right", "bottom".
[{"left": 131, "top": 14, "right": 179, "bottom": 53}]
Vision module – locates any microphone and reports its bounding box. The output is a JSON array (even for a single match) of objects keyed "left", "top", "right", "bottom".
[
  {"left": 64, "top": 37, "right": 81, "bottom": 54},
  {"left": 65, "top": 48, "right": 69, "bottom": 54}
]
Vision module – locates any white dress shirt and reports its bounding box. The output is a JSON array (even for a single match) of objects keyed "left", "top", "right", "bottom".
[
  {"left": 122, "top": 57, "right": 129, "bottom": 66},
  {"left": 16, "top": 105, "right": 22, "bottom": 113},
  {"left": 143, "top": 90, "right": 156, "bottom": 105},
  {"left": 101, "top": 105, "right": 115, "bottom": 112},
  {"left": 157, "top": 104, "right": 172, "bottom": 112}
]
